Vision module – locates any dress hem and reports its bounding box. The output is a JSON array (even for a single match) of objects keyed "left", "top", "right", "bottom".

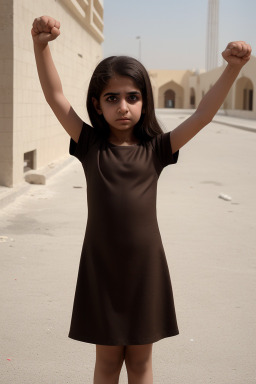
[{"left": 68, "top": 329, "right": 179, "bottom": 346}]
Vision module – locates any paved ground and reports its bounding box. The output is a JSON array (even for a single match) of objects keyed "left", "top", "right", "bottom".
[{"left": 1, "top": 111, "right": 256, "bottom": 383}]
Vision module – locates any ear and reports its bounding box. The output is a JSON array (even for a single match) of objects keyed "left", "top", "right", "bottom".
[{"left": 92, "top": 97, "right": 103, "bottom": 115}]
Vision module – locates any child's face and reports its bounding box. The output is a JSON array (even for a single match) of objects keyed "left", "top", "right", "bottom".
[{"left": 93, "top": 75, "right": 143, "bottom": 134}]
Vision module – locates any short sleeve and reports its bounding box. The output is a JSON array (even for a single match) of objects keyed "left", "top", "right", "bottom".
[
  {"left": 151, "top": 131, "right": 179, "bottom": 168},
  {"left": 69, "top": 122, "right": 98, "bottom": 163}
]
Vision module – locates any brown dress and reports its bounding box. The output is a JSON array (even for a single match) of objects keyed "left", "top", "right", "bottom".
[{"left": 68, "top": 122, "right": 179, "bottom": 345}]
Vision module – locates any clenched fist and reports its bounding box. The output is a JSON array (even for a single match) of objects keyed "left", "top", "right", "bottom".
[
  {"left": 222, "top": 41, "right": 252, "bottom": 68},
  {"left": 31, "top": 16, "right": 61, "bottom": 44}
]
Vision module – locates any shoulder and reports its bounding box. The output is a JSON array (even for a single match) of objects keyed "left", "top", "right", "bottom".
[
  {"left": 69, "top": 121, "right": 102, "bottom": 162},
  {"left": 149, "top": 131, "right": 179, "bottom": 167}
]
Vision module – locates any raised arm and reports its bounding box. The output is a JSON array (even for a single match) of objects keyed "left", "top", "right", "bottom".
[
  {"left": 170, "top": 41, "right": 252, "bottom": 153},
  {"left": 31, "top": 16, "right": 83, "bottom": 143}
]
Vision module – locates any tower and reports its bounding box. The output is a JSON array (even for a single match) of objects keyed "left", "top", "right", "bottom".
[{"left": 206, "top": 0, "right": 219, "bottom": 71}]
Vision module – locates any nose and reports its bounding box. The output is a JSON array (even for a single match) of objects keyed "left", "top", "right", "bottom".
[{"left": 118, "top": 98, "right": 128, "bottom": 114}]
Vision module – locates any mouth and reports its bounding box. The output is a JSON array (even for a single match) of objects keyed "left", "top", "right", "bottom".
[{"left": 116, "top": 118, "right": 130, "bottom": 121}]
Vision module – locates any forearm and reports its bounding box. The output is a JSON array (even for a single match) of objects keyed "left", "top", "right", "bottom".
[
  {"left": 33, "top": 42, "right": 63, "bottom": 103},
  {"left": 196, "top": 64, "right": 240, "bottom": 123},
  {"left": 170, "top": 64, "right": 241, "bottom": 152}
]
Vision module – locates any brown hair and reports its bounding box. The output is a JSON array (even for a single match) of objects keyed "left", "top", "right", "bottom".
[{"left": 86, "top": 56, "right": 163, "bottom": 142}]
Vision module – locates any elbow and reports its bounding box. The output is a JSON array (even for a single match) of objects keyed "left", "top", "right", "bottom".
[
  {"left": 45, "top": 92, "right": 62, "bottom": 108},
  {"left": 194, "top": 111, "right": 213, "bottom": 128},
  {"left": 203, "top": 116, "right": 213, "bottom": 127},
  {"left": 45, "top": 91, "right": 56, "bottom": 105}
]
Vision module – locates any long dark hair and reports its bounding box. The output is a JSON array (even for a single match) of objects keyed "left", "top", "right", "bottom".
[{"left": 86, "top": 56, "right": 163, "bottom": 142}]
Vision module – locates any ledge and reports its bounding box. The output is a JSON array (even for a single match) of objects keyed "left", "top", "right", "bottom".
[{"left": 59, "top": 0, "right": 104, "bottom": 43}]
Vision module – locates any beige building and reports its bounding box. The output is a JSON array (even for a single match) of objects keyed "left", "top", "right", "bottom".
[
  {"left": 149, "top": 70, "right": 193, "bottom": 109},
  {"left": 150, "top": 55, "right": 256, "bottom": 119},
  {"left": 189, "top": 56, "right": 256, "bottom": 118},
  {"left": 0, "top": 0, "right": 103, "bottom": 187}
]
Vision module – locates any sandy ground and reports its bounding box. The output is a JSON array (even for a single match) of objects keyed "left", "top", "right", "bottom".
[{"left": 1, "top": 112, "right": 256, "bottom": 383}]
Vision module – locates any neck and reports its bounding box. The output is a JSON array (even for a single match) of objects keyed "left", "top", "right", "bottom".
[{"left": 108, "top": 128, "right": 138, "bottom": 145}]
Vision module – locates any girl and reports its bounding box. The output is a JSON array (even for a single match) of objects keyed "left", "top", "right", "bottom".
[{"left": 31, "top": 16, "right": 251, "bottom": 384}]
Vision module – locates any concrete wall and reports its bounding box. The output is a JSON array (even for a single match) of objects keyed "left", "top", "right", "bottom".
[
  {"left": 0, "top": 0, "right": 14, "bottom": 187},
  {"left": 0, "top": 0, "right": 103, "bottom": 187}
]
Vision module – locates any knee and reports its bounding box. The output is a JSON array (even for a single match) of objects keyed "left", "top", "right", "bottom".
[
  {"left": 95, "top": 346, "right": 124, "bottom": 375},
  {"left": 97, "top": 355, "right": 124, "bottom": 374},
  {"left": 125, "top": 344, "right": 153, "bottom": 374},
  {"left": 125, "top": 356, "right": 151, "bottom": 374},
  {"left": 98, "top": 359, "right": 123, "bottom": 375}
]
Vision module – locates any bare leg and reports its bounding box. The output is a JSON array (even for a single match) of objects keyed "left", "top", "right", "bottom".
[
  {"left": 93, "top": 344, "right": 125, "bottom": 384},
  {"left": 125, "top": 343, "right": 153, "bottom": 384}
]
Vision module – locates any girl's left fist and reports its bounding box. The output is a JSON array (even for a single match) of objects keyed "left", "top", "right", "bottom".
[{"left": 222, "top": 41, "right": 252, "bottom": 68}]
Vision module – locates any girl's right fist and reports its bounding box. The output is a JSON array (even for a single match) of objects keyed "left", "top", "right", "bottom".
[{"left": 31, "top": 16, "right": 60, "bottom": 44}]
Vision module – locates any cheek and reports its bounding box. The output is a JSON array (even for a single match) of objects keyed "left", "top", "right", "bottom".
[
  {"left": 101, "top": 106, "right": 113, "bottom": 118},
  {"left": 137, "top": 103, "right": 144, "bottom": 116}
]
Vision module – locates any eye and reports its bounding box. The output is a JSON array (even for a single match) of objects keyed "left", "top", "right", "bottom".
[
  {"left": 128, "top": 95, "right": 137, "bottom": 101},
  {"left": 106, "top": 95, "right": 118, "bottom": 102},
  {"left": 128, "top": 94, "right": 140, "bottom": 103}
]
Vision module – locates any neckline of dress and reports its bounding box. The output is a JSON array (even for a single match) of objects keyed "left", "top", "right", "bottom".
[{"left": 108, "top": 141, "right": 140, "bottom": 148}]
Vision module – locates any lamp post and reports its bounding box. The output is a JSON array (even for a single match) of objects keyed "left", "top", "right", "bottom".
[{"left": 136, "top": 36, "right": 141, "bottom": 61}]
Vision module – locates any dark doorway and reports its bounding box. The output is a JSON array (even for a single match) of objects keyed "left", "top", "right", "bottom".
[{"left": 164, "top": 89, "right": 175, "bottom": 108}]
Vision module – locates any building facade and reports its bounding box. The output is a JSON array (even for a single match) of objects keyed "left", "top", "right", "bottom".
[
  {"left": 149, "top": 0, "right": 255, "bottom": 125},
  {"left": 150, "top": 56, "right": 256, "bottom": 120},
  {"left": 189, "top": 56, "right": 256, "bottom": 118},
  {"left": 0, "top": 0, "right": 103, "bottom": 187},
  {"left": 149, "top": 70, "right": 193, "bottom": 109}
]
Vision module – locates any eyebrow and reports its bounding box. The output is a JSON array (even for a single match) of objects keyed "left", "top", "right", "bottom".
[{"left": 103, "top": 91, "right": 141, "bottom": 97}]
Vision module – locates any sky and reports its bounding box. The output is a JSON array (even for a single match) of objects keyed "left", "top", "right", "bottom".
[{"left": 102, "top": 0, "right": 256, "bottom": 71}]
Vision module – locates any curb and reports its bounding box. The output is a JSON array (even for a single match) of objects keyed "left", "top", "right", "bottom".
[
  {"left": 156, "top": 109, "right": 256, "bottom": 134},
  {"left": 212, "top": 119, "right": 256, "bottom": 133},
  {"left": 0, "top": 156, "right": 74, "bottom": 210}
]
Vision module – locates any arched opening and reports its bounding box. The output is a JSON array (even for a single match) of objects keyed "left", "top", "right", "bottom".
[
  {"left": 158, "top": 81, "right": 184, "bottom": 108},
  {"left": 164, "top": 89, "right": 175, "bottom": 108},
  {"left": 190, "top": 87, "right": 196, "bottom": 108},
  {"left": 235, "top": 77, "right": 254, "bottom": 111}
]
